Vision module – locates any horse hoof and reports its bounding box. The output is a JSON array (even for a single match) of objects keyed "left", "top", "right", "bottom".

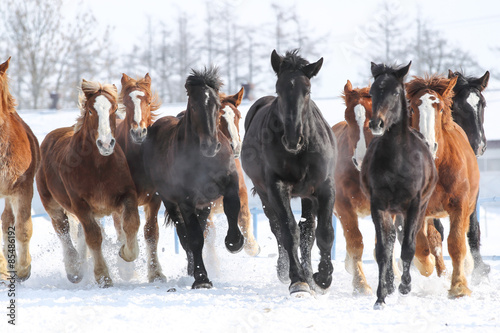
[
  {"left": 225, "top": 234, "right": 244, "bottom": 253},
  {"left": 448, "top": 283, "right": 472, "bottom": 298},
  {"left": 97, "top": 276, "right": 113, "bottom": 288},
  {"left": 15, "top": 266, "right": 31, "bottom": 282},
  {"left": 353, "top": 283, "right": 373, "bottom": 296},
  {"left": 373, "top": 301, "right": 386, "bottom": 310},
  {"left": 472, "top": 262, "right": 491, "bottom": 284},
  {"left": 67, "top": 273, "right": 84, "bottom": 284},
  {"left": 398, "top": 283, "right": 411, "bottom": 296},
  {"left": 244, "top": 243, "right": 261, "bottom": 257},
  {"left": 313, "top": 272, "right": 332, "bottom": 290},
  {"left": 148, "top": 272, "right": 167, "bottom": 283},
  {"left": 289, "top": 282, "right": 311, "bottom": 297},
  {"left": 119, "top": 244, "right": 138, "bottom": 262},
  {"left": 192, "top": 280, "right": 213, "bottom": 289}
]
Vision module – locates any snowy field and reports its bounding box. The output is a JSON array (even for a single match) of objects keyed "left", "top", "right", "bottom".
[{"left": 1, "top": 101, "right": 500, "bottom": 332}]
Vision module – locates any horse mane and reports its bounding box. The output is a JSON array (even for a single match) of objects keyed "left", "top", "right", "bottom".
[
  {"left": 277, "top": 49, "right": 310, "bottom": 74},
  {"left": 406, "top": 75, "right": 455, "bottom": 129},
  {"left": 0, "top": 71, "right": 17, "bottom": 113},
  {"left": 186, "top": 67, "right": 223, "bottom": 92},
  {"left": 371, "top": 63, "right": 403, "bottom": 79},
  {"left": 452, "top": 71, "right": 484, "bottom": 92},
  {"left": 75, "top": 80, "right": 118, "bottom": 132},
  {"left": 118, "top": 76, "right": 161, "bottom": 121}
]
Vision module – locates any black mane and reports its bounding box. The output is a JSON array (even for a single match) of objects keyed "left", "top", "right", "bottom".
[
  {"left": 186, "top": 66, "right": 223, "bottom": 91},
  {"left": 371, "top": 63, "right": 405, "bottom": 79},
  {"left": 278, "top": 49, "right": 310, "bottom": 74},
  {"left": 452, "top": 71, "right": 482, "bottom": 91}
]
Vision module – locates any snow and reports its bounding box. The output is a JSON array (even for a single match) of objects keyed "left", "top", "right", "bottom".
[{"left": 1, "top": 103, "right": 500, "bottom": 332}]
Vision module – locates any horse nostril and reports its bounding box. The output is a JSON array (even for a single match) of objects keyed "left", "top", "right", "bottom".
[
  {"left": 200, "top": 142, "right": 208, "bottom": 151},
  {"left": 434, "top": 142, "right": 438, "bottom": 153},
  {"left": 110, "top": 138, "right": 116, "bottom": 147},
  {"left": 298, "top": 135, "right": 304, "bottom": 146},
  {"left": 142, "top": 128, "right": 147, "bottom": 135},
  {"left": 216, "top": 142, "right": 221, "bottom": 151},
  {"left": 96, "top": 139, "right": 103, "bottom": 148}
]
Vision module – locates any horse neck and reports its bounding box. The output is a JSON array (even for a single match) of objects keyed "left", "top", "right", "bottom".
[{"left": 389, "top": 92, "right": 410, "bottom": 135}]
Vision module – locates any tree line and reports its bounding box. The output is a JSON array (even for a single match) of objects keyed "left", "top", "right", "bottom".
[{"left": 0, "top": 0, "right": 487, "bottom": 110}]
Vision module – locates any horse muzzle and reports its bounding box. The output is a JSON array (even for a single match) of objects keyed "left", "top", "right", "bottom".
[
  {"left": 96, "top": 137, "right": 116, "bottom": 156},
  {"left": 231, "top": 140, "right": 242, "bottom": 159},
  {"left": 281, "top": 134, "right": 304, "bottom": 154},
  {"left": 200, "top": 140, "right": 222, "bottom": 158},
  {"left": 369, "top": 118, "right": 385, "bottom": 136},
  {"left": 130, "top": 127, "right": 147, "bottom": 144}
]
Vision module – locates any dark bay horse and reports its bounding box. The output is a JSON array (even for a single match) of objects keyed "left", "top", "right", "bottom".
[
  {"left": 332, "top": 80, "right": 375, "bottom": 295},
  {"left": 406, "top": 74, "right": 480, "bottom": 298},
  {"left": 36, "top": 80, "right": 140, "bottom": 287},
  {"left": 241, "top": 50, "right": 336, "bottom": 296},
  {"left": 361, "top": 62, "right": 437, "bottom": 309},
  {"left": 142, "top": 67, "right": 244, "bottom": 289},
  {"left": 0, "top": 57, "right": 40, "bottom": 282},
  {"left": 113, "top": 73, "right": 165, "bottom": 282},
  {"left": 206, "top": 88, "right": 260, "bottom": 257}
]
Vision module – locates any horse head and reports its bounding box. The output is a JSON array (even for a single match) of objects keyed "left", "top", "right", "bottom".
[
  {"left": 76, "top": 79, "right": 124, "bottom": 156},
  {"left": 448, "top": 70, "right": 489, "bottom": 156},
  {"left": 185, "top": 67, "right": 222, "bottom": 158},
  {"left": 369, "top": 62, "right": 411, "bottom": 136},
  {"left": 271, "top": 49, "right": 323, "bottom": 154},
  {"left": 219, "top": 87, "right": 244, "bottom": 158},
  {"left": 119, "top": 73, "right": 160, "bottom": 144},
  {"left": 406, "top": 75, "right": 457, "bottom": 159},
  {"left": 342, "top": 80, "right": 373, "bottom": 171}
]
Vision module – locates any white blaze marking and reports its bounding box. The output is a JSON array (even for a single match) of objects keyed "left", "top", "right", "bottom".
[
  {"left": 467, "top": 91, "right": 480, "bottom": 120},
  {"left": 353, "top": 104, "right": 367, "bottom": 169},
  {"left": 94, "top": 95, "right": 113, "bottom": 144},
  {"left": 418, "top": 93, "right": 439, "bottom": 158},
  {"left": 129, "top": 90, "right": 145, "bottom": 125},
  {"left": 222, "top": 106, "right": 241, "bottom": 152}
]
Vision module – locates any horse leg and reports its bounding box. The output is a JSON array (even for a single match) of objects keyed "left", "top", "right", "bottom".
[
  {"left": 468, "top": 201, "right": 490, "bottom": 282},
  {"left": 413, "top": 219, "right": 436, "bottom": 277},
  {"left": 222, "top": 176, "right": 244, "bottom": 254},
  {"left": 266, "top": 179, "right": 307, "bottom": 295},
  {"left": 10, "top": 191, "right": 34, "bottom": 281},
  {"left": 427, "top": 222, "right": 446, "bottom": 277},
  {"left": 337, "top": 200, "right": 372, "bottom": 295},
  {"left": 448, "top": 207, "right": 472, "bottom": 298},
  {"left": 144, "top": 194, "right": 166, "bottom": 282},
  {"left": 75, "top": 210, "right": 112, "bottom": 287},
  {"left": 1, "top": 200, "right": 15, "bottom": 281},
  {"left": 235, "top": 160, "right": 260, "bottom": 256},
  {"left": 111, "top": 212, "right": 124, "bottom": 244},
  {"left": 312, "top": 181, "right": 335, "bottom": 292},
  {"left": 178, "top": 202, "right": 212, "bottom": 289},
  {"left": 372, "top": 201, "right": 396, "bottom": 309},
  {"left": 399, "top": 198, "right": 423, "bottom": 296},
  {"left": 117, "top": 194, "right": 140, "bottom": 262},
  {"left": 164, "top": 200, "right": 194, "bottom": 276},
  {"left": 298, "top": 198, "right": 316, "bottom": 288}
]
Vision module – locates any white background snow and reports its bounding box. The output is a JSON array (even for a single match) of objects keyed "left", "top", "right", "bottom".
[{"left": 1, "top": 99, "right": 499, "bottom": 333}]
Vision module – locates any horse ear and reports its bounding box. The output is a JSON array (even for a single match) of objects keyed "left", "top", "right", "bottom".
[
  {"left": 478, "top": 71, "right": 490, "bottom": 91},
  {"left": 448, "top": 69, "right": 455, "bottom": 79},
  {"left": 271, "top": 49, "right": 282, "bottom": 74},
  {"left": 145, "top": 73, "right": 152, "bottom": 84},
  {"left": 121, "top": 73, "right": 131, "bottom": 86},
  {"left": 395, "top": 61, "right": 411, "bottom": 81},
  {"left": 344, "top": 80, "right": 353, "bottom": 94},
  {"left": 0, "top": 57, "right": 11, "bottom": 74},
  {"left": 443, "top": 76, "right": 458, "bottom": 98},
  {"left": 303, "top": 57, "right": 323, "bottom": 79},
  {"left": 370, "top": 62, "right": 378, "bottom": 76},
  {"left": 234, "top": 87, "right": 244, "bottom": 107}
]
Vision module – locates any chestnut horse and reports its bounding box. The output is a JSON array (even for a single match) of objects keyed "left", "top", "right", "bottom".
[
  {"left": 0, "top": 57, "right": 40, "bottom": 282},
  {"left": 332, "top": 80, "right": 374, "bottom": 295},
  {"left": 406, "top": 75, "right": 480, "bottom": 297},
  {"left": 112, "top": 73, "right": 165, "bottom": 282},
  {"left": 361, "top": 62, "right": 437, "bottom": 309},
  {"left": 242, "top": 50, "right": 336, "bottom": 296},
  {"left": 36, "top": 80, "right": 140, "bottom": 287},
  {"left": 142, "top": 67, "right": 244, "bottom": 289},
  {"left": 206, "top": 88, "right": 260, "bottom": 257}
]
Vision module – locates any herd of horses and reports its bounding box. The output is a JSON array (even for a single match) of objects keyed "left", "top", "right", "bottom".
[{"left": 0, "top": 49, "right": 491, "bottom": 308}]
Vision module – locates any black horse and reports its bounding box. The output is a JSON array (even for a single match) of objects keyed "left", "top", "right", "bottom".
[
  {"left": 241, "top": 49, "right": 336, "bottom": 296},
  {"left": 429, "top": 70, "right": 490, "bottom": 281},
  {"left": 142, "top": 67, "right": 244, "bottom": 289},
  {"left": 361, "top": 62, "right": 437, "bottom": 309}
]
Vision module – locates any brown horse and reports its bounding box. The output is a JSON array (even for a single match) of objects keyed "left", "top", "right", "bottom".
[
  {"left": 406, "top": 75, "right": 480, "bottom": 298},
  {"left": 332, "top": 80, "right": 375, "bottom": 295},
  {"left": 0, "top": 57, "right": 40, "bottom": 282},
  {"left": 36, "top": 80, "right": 140, "bottom": 287},
  {"left": 112, "top": 73, "right": 165, "bottom": 282},
  {"left": 206, "top": 87, "right": 260, "bottom": 257}
]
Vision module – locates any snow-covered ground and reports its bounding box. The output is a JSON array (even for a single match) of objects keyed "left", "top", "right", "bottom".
[{"left": 1, "top": 102, "right": 500, "bottom": 332}]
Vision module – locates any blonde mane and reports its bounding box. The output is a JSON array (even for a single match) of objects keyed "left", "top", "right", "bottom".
[
  {"left": 0, "top": 71, "right": 17, "bottom": 114},
  {"left": 74, "top": 80, "right": 117, "bottom": 132}
]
